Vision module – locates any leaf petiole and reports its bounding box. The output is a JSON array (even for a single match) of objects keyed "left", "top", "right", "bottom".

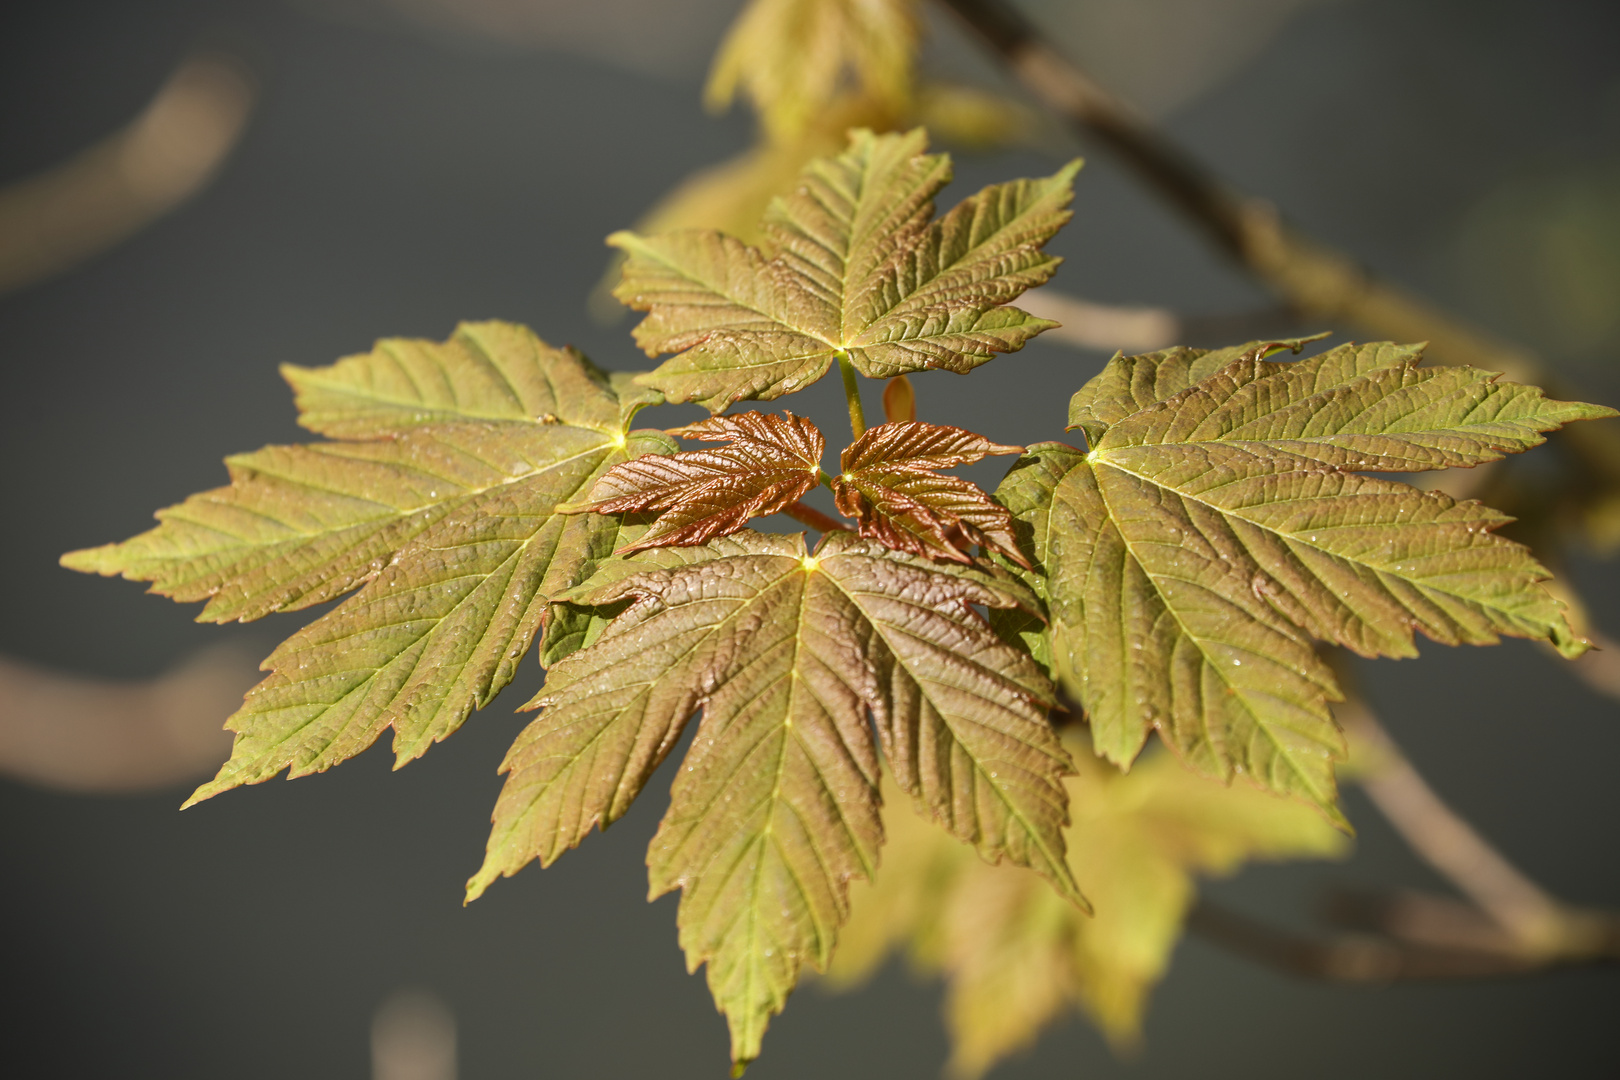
[
  {"left": 836, "top": 351, "right": 866, "bottom": 440},
  {"left": 783, "top": 500, "right": 852, "bottom": 534}
]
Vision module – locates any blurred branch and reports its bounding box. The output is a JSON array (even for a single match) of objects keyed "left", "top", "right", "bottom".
[
  {"left": 1331, "top": 657, "right": 1620, "bottom": 961},
  {"left": 936, "top": 0, "right": 1548, "bottom": 383},
  {"left": 0, "top": 52, "right": 256, "bottom": 294},
  {"left": 1019, "top": 287, "right": 1302, "bottom": 353},
  {"left": 0, "top": 647, "right": 253, "bottom": 793},
  {"left": 1187, "top": 899, "right": 1612, "bottom": 983}
]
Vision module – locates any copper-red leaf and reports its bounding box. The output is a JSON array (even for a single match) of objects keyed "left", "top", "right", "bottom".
[
  {"left": 832, "top": 421, "right": 1027, "bottom": 566},
  {"left": 567, "top": 411, "right": 825, "bottom": 552}
]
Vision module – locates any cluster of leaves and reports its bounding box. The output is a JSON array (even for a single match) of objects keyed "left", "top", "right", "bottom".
[
  {"left": 827, "top": 729, "right": 1346, "bottom": 1078},
  {"left": 65, "top": 130, "right": 1614, "bottom": 1074},
  {"left": 605, "top": 0, "right": 1032, "bottom": 299}
]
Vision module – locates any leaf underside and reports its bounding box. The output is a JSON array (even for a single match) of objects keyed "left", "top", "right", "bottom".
[
  {"left": 468, "top": 530, "right": 1075, "bottom": 1068},
  {"left": 62, "top": 321, "right": 671, "bottom": 803},
  {"left": 996, "top": 339, "right": 1615, "bottom": 820},
  {"left": 611, "top": 128, "right": 1078, "bottom": 411}
]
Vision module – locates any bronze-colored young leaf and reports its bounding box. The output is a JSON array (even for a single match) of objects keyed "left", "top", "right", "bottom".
[
  {"left": 705, "top": 0, "right": 919, "bottom": 143},
  {"left": 563, "top": 411, "right": 825, "bottom": 552},
  {"left": 610, "top": 129, "right": 1078, "bottom": 410},
  {"left": 832, "top": 420, "right": 1027, "bottom": 566},
  {"left": 467, "top": 530, "right": 1073, "bottom": 1072},
  {"left": 62, "top": 322, "right": 674, "bottom": 802},
  {"left": 996, "top": 340, "right": 1616, "bottom": 820},
  {"left": 829, "top": 731, "right": 1346, "bottom": 1078}
]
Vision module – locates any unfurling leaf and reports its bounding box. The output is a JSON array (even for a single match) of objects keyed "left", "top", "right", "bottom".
[
  {"left": 705, "top": 0, "right": 919, "bottom": 143},
  {"left": 883, "top": 375, "right": 916, "bottom": 423},
  {"left": 564, "top": 411, "right": 825, "bottom": 552},
  {"left": 829, "top": 730, "right": 1346, "bottom": 1078},
  {"left": 467, "top": 530, "right": 1075, "bottom": 1071},
  {"left": 996, "top": 340, "right": 1616, "bottom": 820},
  {"left": 63, "top": 322, "right": 672, "bottom": 803},
  {"left": 832, "top": 421, "right": 1027, "bottom": 566},
  {"left": 611, "top": 128, "right": 1078, "bottom": 411}
]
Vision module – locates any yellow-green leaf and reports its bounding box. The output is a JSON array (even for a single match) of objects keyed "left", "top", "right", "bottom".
[
  {"left": 62, "top": 322, "right": 672, "bottom": 802},
  {"left": 998, "top": 341, "right": 1614, "bottom": 819},
  {"left": 468, "top": 530, "right": 1072, "bottom": 1072},
  {"left": 830, "top": 731, "right": 1346, "bottom": 1078},
  {"left": 611, "top": 129, "right": 1077, "bottom": 411},
  {"left": 705, "top": 0, "right": 919, "bottom": 143}
]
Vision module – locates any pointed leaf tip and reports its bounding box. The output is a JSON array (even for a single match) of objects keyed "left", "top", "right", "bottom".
[
  {"left": 615, "top": 129, "right": 1074, "bottom": 410},
  {"left": 1008, "top": 339, "right": 1606, "bottom": 816},
  {"left": 833, "top": 421, "right": 1029, "bottom": 567}
]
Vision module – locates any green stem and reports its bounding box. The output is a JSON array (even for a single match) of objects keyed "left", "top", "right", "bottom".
[{"left": 836, "top": 352, "right": 866, "bottom": 440}]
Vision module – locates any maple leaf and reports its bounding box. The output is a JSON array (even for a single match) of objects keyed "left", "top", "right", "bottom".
[
  {"left": 62, "top": 321, "right": 672, "bottom": 803},
  {"left": 609, "top": 128, "right": 1078, "bottom": 411},
  {"left": 563, "top": 410, "right": 825, "bottom": 552},
  {"left": 465, "top": 529, "right": 1075, "bottom": 1071},
  {"left": 832, "top": 420, "right": 1028, "bottom": 566},
  {"left": 995, "top": 340, "right": 1616, "bottom": 820},
  {"left": 828, "top": 729, "right": 1346, "bottom": 1078},
  {"left": 705, "top": 0, "right": 919, "bottom": 143}
]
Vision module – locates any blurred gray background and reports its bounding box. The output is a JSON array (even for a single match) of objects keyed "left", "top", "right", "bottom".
[{"left": 1, "top": 0, "right": 1617, "bottom": 1076}]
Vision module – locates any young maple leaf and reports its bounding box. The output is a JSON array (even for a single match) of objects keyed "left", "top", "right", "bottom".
[
  {"left": 994, "top": 340, "right": 1617, "bottom": 822},
  {"left": 61, "top": 321, "right": 671, "bottom": 803},
  {"left": 706, "top": 0, "right": 919, "bottom": 143},
  {"left": 562, "top": 410, "right": 825, "bottom": 552},
  {"left": 464, "top": 529, "right": 1076, "bottom": 1072},
  {"left": 827, "top": 729, "right": 1346, "bottom": 1078},
  {"left": 610, "top": 128, "right": 1079, "bottom": 411},
  {"left": 831, "top": 420, "right": 1028, "bottom": 566}
]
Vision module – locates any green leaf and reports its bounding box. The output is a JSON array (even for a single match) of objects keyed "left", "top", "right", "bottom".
[
  {"left": 467, "top": 530, "right": 1074, "bottom": 1071},
  {"left": 62, "top": 322, "right": 673, "bottom": 802},
  {"left": 830, "top": 730, "right": 1346, "bottom": 1077},
  {"left": 1066, "top": 335, "right": 1333, "bottom": 447},
  {"left": 998, "top": 341, "right": 1614, "bottom": 818},
  {"left": 281, "top": 320, "right": 663, "bottom": 438},
  {"left": 610, "top": 129, "right": 1077, "bottom": 410},
  {"left": 705, "top": 0, "right": 919, "bottom": 142}
]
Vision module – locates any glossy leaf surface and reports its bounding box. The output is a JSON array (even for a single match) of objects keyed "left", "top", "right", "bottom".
[
  {"left": 832, "top": 420, "right": 1026, "bottom": 566},
  {"left": 611, "top": 129, "right": 1077, "bottom": 410},
  {"left": 468, "top": 530, "right": 1074, "bottom": 1070},
  {"left": 998, "top": 341, "right": 1614, "bottom": 819},
  {"left": 566, "top": 411, "right": 824, "bottom": 552},
  {"left": 64, "top": 322, "right": 671, "bottom": 802}
]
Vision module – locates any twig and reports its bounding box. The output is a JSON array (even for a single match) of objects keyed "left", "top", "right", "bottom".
[
  {"left": 1187, "top": 900, "right": 1589, "bottom": 983},
  {"left": 0, "top": 53, "right": 256, "bottom": 294},
  {"left": 1330, "top": 659, "right": 1619, "bottom": 959},
  {"left": 1019, "top": 288, "right": 1304, "bottom": 353},
  {"left": 784, "top": 500, "right": 853, "bottom": 534},
  {"left": 936, "top": 0, "right": 1545, "bottom": 383}
]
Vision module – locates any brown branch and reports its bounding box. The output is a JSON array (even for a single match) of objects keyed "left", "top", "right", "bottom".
[
  {"left": 1019, "top": 287, "right": 1303, "bottom": 353},
  {"left": 1329, "top": 657, "right": 1620, "bottom": 961},
  {"left": 783, "top": 500, "right": 853, "bottom": 534},
  {"left": 1187, "top": 900, "right": 1598, "bottom": 983},
  {"left": 936, "top": 0, "right": 1545, "bottom": 383}
]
